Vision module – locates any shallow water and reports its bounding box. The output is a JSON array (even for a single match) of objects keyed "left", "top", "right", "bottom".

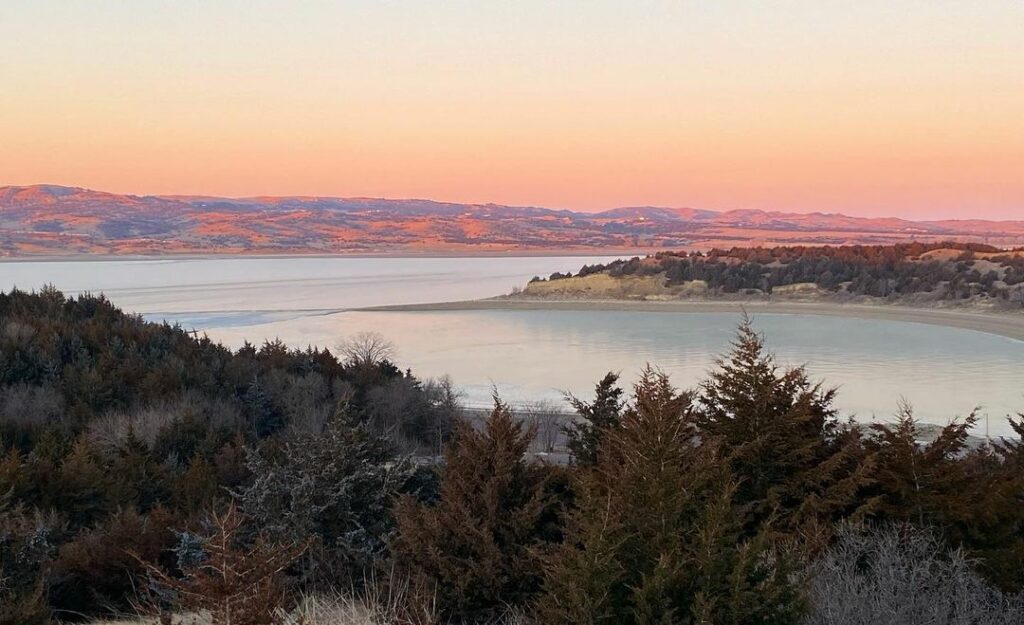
[
  {"left": 3, "top": 256, "right": 1022, "bottom": 436},
  {"left": 1, "top": 255, "right": 621, "bottom": 324},
  {"left": 208, "top": 308, "right": 1024, "bottom": 437}
]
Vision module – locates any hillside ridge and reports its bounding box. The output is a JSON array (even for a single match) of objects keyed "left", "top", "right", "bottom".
[{"left": 3, "top": 184, "right": 1024, "bottom": 256}]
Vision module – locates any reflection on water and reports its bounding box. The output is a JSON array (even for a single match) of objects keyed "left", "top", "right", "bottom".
[
  {"left": 204, "top": 309, "right": 1024, "bottom": 438},
  {"left": 3, "top": 257, "right": 1022, "bottom": 436},
  {"left": 1, "top": 255, "right": 623, "bottom": 318}
]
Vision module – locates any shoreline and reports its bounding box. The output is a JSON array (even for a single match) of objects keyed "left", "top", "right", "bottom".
[
  {"left": 356, "top": 298, "right": 1024, "bottom": 341},
  {"left": 0, "top": 249, "right": 651, "bottom": 263}
]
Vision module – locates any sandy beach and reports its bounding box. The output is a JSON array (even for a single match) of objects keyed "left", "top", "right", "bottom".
[{"left": 359, "top": 298, "right": 1024, "bottom": 341}]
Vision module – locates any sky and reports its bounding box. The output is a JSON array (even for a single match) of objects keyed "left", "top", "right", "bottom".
[{"left": 1, "top": 1, "right": 1022, "bottom": 220}]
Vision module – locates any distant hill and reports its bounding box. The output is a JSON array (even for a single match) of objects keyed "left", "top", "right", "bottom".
[{"left": 2, "top": 184, "right": 1024, "bottom": 256}]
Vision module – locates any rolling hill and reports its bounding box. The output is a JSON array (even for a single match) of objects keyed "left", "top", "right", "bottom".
[{"left": 2, "top": 184, "right": 1023, "bottom": 256}]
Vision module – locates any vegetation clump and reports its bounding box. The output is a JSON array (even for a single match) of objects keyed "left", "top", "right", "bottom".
[
  {"left": 535, "top": 242, "right": 1024, "bottom": 304},
  {"left": 390, "top": 399, "right": 565, "bottom": 623},
  {"left": 538, "top": 368, "right": 803, "bottom": 624}
]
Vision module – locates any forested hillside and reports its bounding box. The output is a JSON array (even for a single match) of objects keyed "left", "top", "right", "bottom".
[
  {"left": 2, "top": 289, "right": 1022, "bottom": 624},
  {"left": 526, "top": 242, "right": 1024, "bottom": 307}
]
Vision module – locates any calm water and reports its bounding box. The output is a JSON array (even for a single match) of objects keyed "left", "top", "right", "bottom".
[
  {"left": 1, "top": 256, "right": 622, "bottom": 326},
  {"left": 3, "top": 257, "right": 1022, "bottom": 436}
]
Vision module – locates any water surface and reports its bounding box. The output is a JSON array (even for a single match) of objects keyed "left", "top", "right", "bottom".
[
  {"left": 209, "top": 308, "right": 1024, "bottom": 437},
  {"left": 2, "top": 255, "right": 620, "bottom": 326},
  {"left": 3, "top": 257, "right": 1021, "bottom": 436}
]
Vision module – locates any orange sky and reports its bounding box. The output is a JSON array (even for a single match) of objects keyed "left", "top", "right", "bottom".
[{"left": 2, "top": 1, "right": 1022, "bottom": 219}]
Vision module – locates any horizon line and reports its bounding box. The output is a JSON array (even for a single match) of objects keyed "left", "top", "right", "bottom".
[{"left": 2, "top": 182, "right": 1021, "bottom": 224}]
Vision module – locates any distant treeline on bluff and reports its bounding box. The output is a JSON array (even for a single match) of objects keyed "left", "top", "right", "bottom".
[
  {"left": 532, "top": 242, "right": 1024, "bottom": 303},
  {"left": 2, "top": 288, "right": 1023, "bottom": 624}
]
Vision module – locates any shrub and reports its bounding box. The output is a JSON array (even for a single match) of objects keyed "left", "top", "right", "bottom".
[
  {"left": 49, "top": 506, "right": 179, "bottom": 618},
  {"left": 391, "top": 398, "right": 564, "bottom": 622},
  {"left": 805, "top": 524, "right": 1024, "bottom": 625},
  {"left": 135, "top": 502, "right": 310, "bottom": 625},
  {"left": 0, "top": 499, "right": 58, "bottom": 625},
  {"left": 234, "top": 405, "right": 412, "bottom": 582}
]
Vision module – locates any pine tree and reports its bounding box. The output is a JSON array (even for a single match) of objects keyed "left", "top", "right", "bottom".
[
  {"left": 173, "top": 453, "right": 219, "bottom": 515},
  {"left": 867, "top": 404, "right": 977, "bottom": 528},
  {"left": 696, "top": 318, "right": 873, "bottom": 538},
  {"left": 868, "top": 406, "right": 1024, "bottom": 591},
  {"left": 49, "top": 505, "right": 179, "bottom": 617},
  {"left": 104, "top": 427, "right": 171, "bottom": 512},
  {"left": 536, "top": 368, "right": 804, "bottom": 625},
  {"left": 987, "top": 415, "right": 1024, "bottom": 590},
  {"left": 244, "top": 378, "right": 285, "bottom": 437},
  {"left": 0, "top": 447, "right": 27, "bottom": 507},
  {"left": 564, "top": 372, "right": 625, "bottom": 466},
  {"left": 54, "top": 438, "right": 110, "bottom": 527},
  {"left": 390, "top": 397, "right": 563, "bottom": 622}
]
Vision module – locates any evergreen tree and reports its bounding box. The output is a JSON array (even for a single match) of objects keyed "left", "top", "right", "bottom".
[
  {"left": 391, "top": 398, "right": 563, "bottom": 622},
  {"left": 537, "top": 368, "right": 804, "bottom": 625},
  {"left": 54, "top": 439, "right": 109, "bottom": 527},
  {"left": 104, "top": 427, "right": 171, "bottom": 512},
  {"left": 867, "top": 405, "right": 978, "bottom": 528},
  {"left": 172, "top": 454, "right": 219, "bottom": 515},
  {"left": 696, "top": 318, "right": 873, "bottom": 538},
  {"left": 48, "top": 505, "right": 179, "bottom": 618},
  {"left": 868, "top": 407, "right": 1024, "bottom": 591},
  {"left": 244, "top": 378, "right": 286, "bottom": 437},
  {"left": 564, "top": 372, "right": 625, "bottom": 466},
  {"left": 988, "top": 415, "right": 1024, "bottom": 590}
]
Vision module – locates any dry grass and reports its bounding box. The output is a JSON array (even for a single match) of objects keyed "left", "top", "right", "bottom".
[
  {"left": 283, "top": 593, "right": 525, "bottom": 625},
  {"left": 87, "top": 589, "right": 527, "bottom": 625},
  {"left": 89, "top": 614, "right": 208, "bottom": 625},
  {"left": 523, "top": 273, "right": 669, "bottom": 299}
]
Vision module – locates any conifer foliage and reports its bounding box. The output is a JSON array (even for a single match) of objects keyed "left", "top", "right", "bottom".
[
  {"left": 0, "top": 288, "right": 455, "bottom": 620},
  {"left": 867, "top": 408, "right": 1024, "bottom": 590},
  {"left": 537, "top": 368, "right": 804, "bottom": 625},
  {"left": 390, "top": 398, "right": 563, "bottom": 623},
  {"left": 696, "top": 317, "right": 873, "bottom": 538},
  {"left": 867, "top": 405, "right": 980, "bottom": 529},
  {"left": 989, "top": 415, "right": 1024, "bottom": 590},
  {"left": 3, "top": 289, "right": 1024, "bottom": 622},
  {"left": 564, "top": 371, "right": 625, "bottom": 466}
]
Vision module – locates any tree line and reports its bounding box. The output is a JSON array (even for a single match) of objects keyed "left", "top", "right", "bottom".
[
  {"left": 1, "top": 288, "right": 1023, "bottom": 624},
  {"left": 534, "top": 242, "right": 1024, "bottom": 303}
]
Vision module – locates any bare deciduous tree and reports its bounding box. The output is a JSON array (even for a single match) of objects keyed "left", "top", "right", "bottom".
[
  {"left": 86, "top": 392, "right": 242, "bottom": 451},
  {"left": 0, "top": 383, "right": 63, "bottom": 428},
  {"left": 337, "top": 332, "right": 395, "bottom": 367},
  {"left": 421, "top": 375, "right": 463, "bottom": 454},
  {"left": 805, "top": 524, "right": 1024, "bottom": 625},
  {"left": 517, "top": 400, "right": 564, "bottom": 454}
]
